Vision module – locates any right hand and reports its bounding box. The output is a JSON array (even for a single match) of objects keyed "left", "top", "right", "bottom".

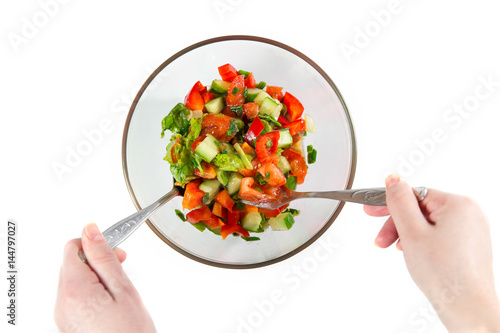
[{"left": 364, "top": 175, "right": 500, "bottom": 332}]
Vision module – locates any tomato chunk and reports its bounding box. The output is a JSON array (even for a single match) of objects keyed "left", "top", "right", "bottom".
[
  {"left": 282, "top": 92, "right": 304, "bottom": 122},
  {"left": 218, "top": 63, "right": 238, "bottom": 82},
  {"left": 259, "top": 204, "right": 288, "bottom": 219},
  {"left": 242, "top": 102, "right": 259, "bottom": 120},
  {"left": 226, "top": 75, "right": 245, "bottom": 107},
  {"left": 266, "top": 86, "right": 283, "bottom": 101},
  {"left": 238, "top": 177, "right": 279, "bottom": 202},
  {"left": 255, "top": 131, "right": 280, "bottom": 165},
  {"left": 201, "top": 114, "right": 236, "bottom": 142},
  {"left": 194, "top": 161, "right": 217, "bottom": 179},
  {"left": 182, "top": 179, "right": 205, "bottom": 210},
  {"left": 284, "top": 119, "right": 306, "bottom": 136},
  {"left": 244, "top": 72, "right": 256, "bottom": 88},
  {"left": 257, "top": 162, "right": 286, "bottom": 186},
  {"left": 186, "top": 205, "right": 224, "bottom": 229},
  {"left": 220, "top": 224, "right": 250, "bottom": 240},
  {"left": 238, "top": 158, "right": 259, "bottom": 177},
  {"left": 215, "top": 189, "right": 235, "bottom": 212},
  {"left": 184, "top": 81, "right": 205, "bottom": 111},
  {"left": 282, "top": 148, "right": 307, "bottom": 184}
]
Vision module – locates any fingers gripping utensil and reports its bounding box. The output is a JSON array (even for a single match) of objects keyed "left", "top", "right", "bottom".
[
  {"left": 78, "top": 183, "right": 185, "bottom": 263},
  {"left": 239, "top": 187, "right": 428, "bottom": 210}
]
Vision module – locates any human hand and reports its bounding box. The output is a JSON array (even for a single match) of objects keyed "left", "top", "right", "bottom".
[
  {"left": 364, "top": 175, "right": 500, "bottom": 332},
  {"left": 54, "top": 222, "right": 156, "bottom": 333}
]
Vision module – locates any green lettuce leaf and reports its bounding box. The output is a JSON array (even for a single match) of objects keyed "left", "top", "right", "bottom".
[
  {"left": 212, "top": 152, "right": 244, "bottom": 171},
  {"left": 161, "top": 103, "right": 190, "bottom": 137}
]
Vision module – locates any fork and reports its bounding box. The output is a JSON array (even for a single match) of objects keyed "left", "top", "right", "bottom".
[{"left": 239, "top": 187, "right": 428, "bottom": 209}]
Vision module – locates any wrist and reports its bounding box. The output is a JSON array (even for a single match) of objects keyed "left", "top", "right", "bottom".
[{"left": 439, "top": 293, "right": 500, "bottom": 333}]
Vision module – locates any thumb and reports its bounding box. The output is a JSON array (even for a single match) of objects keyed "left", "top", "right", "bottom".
[
  {"left": 385, "top": 174, "right": 428, "bottom": 241},
  {"left": 81, "top": 222, "right": 132, "bottom": 297}
]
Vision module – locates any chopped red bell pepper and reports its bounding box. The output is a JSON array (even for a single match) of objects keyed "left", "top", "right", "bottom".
[
  {"left": 218, "top": 63, "right": 238, "bottom": 82},
  {"left": 244, "top": 116, "right": 264, "bottom": 143},
  {"left": 212, "top": 202, "right": 227, "bottom": 219},
  {"left": 282, "top": 92, "right": 304, "bottom": 122},
  {"left": 255, "top": 131, "right": 280, "bottom": 165},
  {"left": 182, "top": 179, "right": 205, "bottom": 211},
  {"left": 184, "top": 81, "right": 205, "bottom": 111},
  {"left": 202, "top": 92, "right": 215, "bottom": 104},
  {"left": 282, "top": 148, "right": 307, "bottom": 184},
  {"left": 226, "top": 75, "right": 245, "bottom": 107},
  {"left": 226, "top": 209, "right": 242, "bottom": 225},
  {"left": 257, "top": 162, "right": 286, "bottom": 186},
  {"left": 266, "top": 86, "right": 284, "bottom": 101},
  {"left": 277, "top": 115, "right": 290, "bottom": 126},
  {"left": 284, "top": 119, "right": 306, "bottom": 136},
  {"left": 215, "top": 189, "right": 234, "bottom": 212},
  {"left": 220, "top": 224, "right": 250, "bottom": 239},
  {"left": 244, "top": 72, "right": 256, "bottom": 88},
  {"left": 186, "top": 205, "right": 224, "bottom": 229},
  {"left": 259, "top": 204, "right": 288, "bottom": 219},
  {"left": 242, "top": 102, "right": 259, "bottom": 120}
]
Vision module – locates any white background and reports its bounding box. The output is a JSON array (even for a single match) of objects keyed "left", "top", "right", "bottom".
[{"left": 1, "top": 0, "right": 500, "bottom": 332}]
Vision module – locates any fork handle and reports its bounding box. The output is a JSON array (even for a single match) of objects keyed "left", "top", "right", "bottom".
[{"left": 303, "top": 187, "right": 427, "bottom": 206}]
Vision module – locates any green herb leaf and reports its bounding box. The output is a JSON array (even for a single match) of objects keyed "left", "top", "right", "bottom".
[
  {"left": 230, "top": 105, "right": 243, "bottom": 117},
  {"left": 285, "top": 174, "right": 297, "bottom": 190},
  {"left": 227, "top": 119, "right": 239, "bottom": 137},
  {"left": 265, "top": 172, "right": 271, "bottom": 179},
  {"left": 175, "top": 209, "right": 186, "bottom": 222},
  {"left": 258, "top": 113, "right": 281, "bottom": 127},
  {"left": 212, "top": 153, "right": 245, "bottom": 171},
  {"left": 307, "top": 145, "right": 317, "bottom": 164},
  {"left": 241, "top": 236, "right": 261, "bottom": 241},
  {"left": 238, "top": 70, "right": 250, "bottom": 78},
  {"left": 243, "top": 86, "right": 248, "bottom": 99},
  {"left": 231, "top": 87, "right": 241, "bottom": 95},
  {"left": 202, "top": 192, "right": 210, "bottom": 204}
]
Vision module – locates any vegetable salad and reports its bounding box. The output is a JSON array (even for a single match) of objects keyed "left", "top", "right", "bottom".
[{"left": 161, "top": 63, "right": 316, "bottom": 241}]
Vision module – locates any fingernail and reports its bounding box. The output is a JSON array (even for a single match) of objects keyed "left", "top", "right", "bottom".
[
  {"left": 385, "top": 174, "right": 400, "bottom": 188},
  {"left": 84, "top": 222, "right": 102, "bottom": 242}
]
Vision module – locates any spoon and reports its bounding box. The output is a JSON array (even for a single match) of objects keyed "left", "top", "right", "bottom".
[
  {"left": 239, "top": 186, "right": 428, "bottom": 210},
  {"left": 78, "top": 182, "right": 185, "bottom": 263}
]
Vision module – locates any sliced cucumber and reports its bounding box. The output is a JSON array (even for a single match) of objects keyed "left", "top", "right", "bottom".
[
  {"left": 195, "top": 134, "right": 219, "bottom": 162},
  {"left": 278, "top": 156, "right": 291, "bottom": 174},
  {"left": 211, "top": 80, "right": 231, "bottom": 94},
  {"left": 305, "top": 114, "right": 316, "bottom": 133},
  {"left": 216, "top": 169, "right": 229, "bottom": 186},
  {"left": 277, "top": 129, "right": 293, "bottom": 148},
  {"left": 227, "top": 172, "right": 244, "bottom": 195},
  {"left": 259, "top": 97, "right": 282, "bottom": 118},
  {"left": 234, "top": 143, "right": 253, "bottom": 169},
  {"left": 205, "top": 96, "right": 225, "bottom": 114},
  {"left": 269, "top": 212, "right": 295, "bottom": 231},
  {"left": 260, "top": 119, "right": 273, "bottom": 134},
  {"left": 199, "top": 179, "right": 221, "bottom": 202},
  {"left": 246, "top": 88, "right": 261, "bottom": 102},
  {"left": 253, "top": 90, "right": 271, "bottom": 105},
  {"left": 241, "top": 211, "right": 263, "bottom": 232}
]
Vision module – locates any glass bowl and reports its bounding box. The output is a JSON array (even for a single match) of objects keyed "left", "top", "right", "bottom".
[{"left": 122, "top": 35, "right": 356, "bottom": 268}]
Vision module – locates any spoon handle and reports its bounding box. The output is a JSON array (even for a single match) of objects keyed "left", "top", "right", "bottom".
[
  {"left": 302, "top": 187, "right": 427, "bottom": 206},
  {"left": 78, "top": 187, "right": 179, "bottom": 263}
]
